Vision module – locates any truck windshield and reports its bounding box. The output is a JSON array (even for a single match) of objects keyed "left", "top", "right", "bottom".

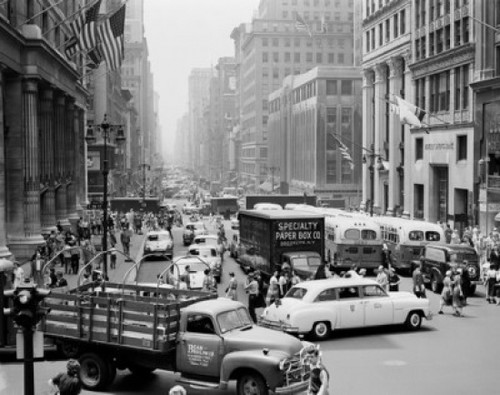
[{"left": 217, "top": 307, "right": 253, "bottom": 333}]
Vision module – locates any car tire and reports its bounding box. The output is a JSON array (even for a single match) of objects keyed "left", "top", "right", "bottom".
[
  {"left": 237, "top": 371, "right": 268, "bottom": 395},
  {"left": 79, "top": 352, "right": 111, "bottom": 391},
  {"left": 311, "top": 321, "right": 331, "bottom": 341},
  {"left": 405, "top": 311, "right": 422, "bottom": 330}
]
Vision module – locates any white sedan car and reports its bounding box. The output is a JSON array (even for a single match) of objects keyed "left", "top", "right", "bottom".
[
  {"left": 187, "top": 244, "right": 222, "bottom": 283},
  {"left": 169, "top": 256, "right": 211, "bottom": 291},
  {"left": 260, "top": 278, "right": 432, "bottom": 340}
]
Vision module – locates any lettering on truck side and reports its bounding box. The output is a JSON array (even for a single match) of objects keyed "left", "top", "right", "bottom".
[{"left": 277, "top": 221, "right": 319, "bottom": 232}]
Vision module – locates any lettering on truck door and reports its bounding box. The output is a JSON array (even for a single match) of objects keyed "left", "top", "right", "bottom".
[{"left": 176, "top": 314, "right": 222, "bottom": 377}]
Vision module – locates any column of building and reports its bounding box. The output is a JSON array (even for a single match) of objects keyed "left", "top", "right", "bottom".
[
  {"left": 361, "top": 69, "right": 374, "bottom": 210},
  {"left": 0, "top": 69, "right": 12, "bottom": 258},
  {"left": 22, "top": 79, "right": 43, "bottom": 241},
  {"left": 387, "top": 57, "right": 403, "bottom": 216},
  {"left": 402, "top": 51, "right": 412, "bottom": 218},
  {"left": 39, "top": 87, "right": 57, "bottom": 234},
  {"left": 65, "top": 99, "right": 79, "bottom": 233},
  {"left": 373, "top": 64, "right": 387, "bottom": 214},
  {"left": 75, "top": 107, "right": 86, "bottom": 214},
  {"left": 54, "top": 94, "right": 70, "bottom": 229}
]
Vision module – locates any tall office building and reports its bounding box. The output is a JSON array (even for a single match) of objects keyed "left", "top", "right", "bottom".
[{"left": 232, "top": 0, "right": 356, "bottom": 188}]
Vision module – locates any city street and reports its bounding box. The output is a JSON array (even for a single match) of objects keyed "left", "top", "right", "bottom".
[{"left": 1, "top": 209, "right": 500, "bottom": 394}]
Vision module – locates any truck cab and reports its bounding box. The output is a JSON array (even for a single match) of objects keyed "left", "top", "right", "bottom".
[{"left": 176, "top": 298, "right": 311, "bottom": 394}]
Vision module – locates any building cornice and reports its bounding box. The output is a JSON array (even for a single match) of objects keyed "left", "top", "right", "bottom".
[
  {"left": 409, "top": 43, "right": 475, "bottom": 78},
  {"left": 470, "top": 76, "right": 500, "bottom": 92}
]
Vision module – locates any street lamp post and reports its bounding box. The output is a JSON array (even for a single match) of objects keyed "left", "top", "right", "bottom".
[
  {"left": 86, "top": 114, "right": 125, "bottom": 279},
  {"left": 362, "top": 144, "right": 385, "bottom": 217}
]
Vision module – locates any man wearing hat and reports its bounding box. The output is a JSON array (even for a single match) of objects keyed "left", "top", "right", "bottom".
[{"left": 244, "top": 272, "right": 259, "bottom": 323}]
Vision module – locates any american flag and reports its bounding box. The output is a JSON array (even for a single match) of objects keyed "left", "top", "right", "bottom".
[
  {"left": 98, "top": 4, "right": 126, "bottom": 71},
  {"left": 79, "top": 0, "right": 102, "bottom": 53},
  {"left": 64, "top": 36, "right": 78, "bottom": 59},
  {"left": 295, "top": 12, "right": 312, "bottom": 37}
]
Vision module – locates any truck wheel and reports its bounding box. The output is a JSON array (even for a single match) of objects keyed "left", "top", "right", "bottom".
[
  {"left": 79, "top": 352, "right": 111, "bottom": 391},
  {"left": 311, "top": 321, "right": 331, "bottom": 340},
  {"left": 405, "top": 311, "right": 422, "bottom": 330},
  {"left": 237, "top": 372, "right": 268, "bottom": 395}
]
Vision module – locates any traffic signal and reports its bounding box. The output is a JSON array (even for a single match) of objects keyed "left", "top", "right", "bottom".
[{"left": 3, "top": 282, "right": 51, "bottom": 329}]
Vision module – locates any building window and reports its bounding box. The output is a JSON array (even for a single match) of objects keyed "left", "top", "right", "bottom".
[
  {"left": 341, "top": 80, "right": 352, "bottom": 95},
  {"left": 393, "top": 13, "right": 399, "bottom": 38},
  {"left": 272, "top": 38, "right": 279, "bottom": 47},
  {"left": 294, "top": 52, "right": 300, "bottom": 62},
  {"left": 436, "top": 28, "right": 443, "bottom": 53},
  {"left": 316, "top": 53, "right": 323, "bottom": 63},
  {"left": 416, "top": 0, "right": 421, "bottom": 27},
  {"left": 326, "top": 80, "right": 337, "bottom": 95},
  {"left": 306, "top": 52, "right": 313, "bottom": 62},
  {"left": 262, "top": 38, "right": 268, "bottom": 46},
  {"left": 294, "top": 37, "right": 301, "bottom": 47},
  {"left": 366, "top": 31, "right": 370, "bottom": 52},
  {"left": 378, "top": 23, "right": 383, "bottom": 46},
  {"left": 416, "top": 138, "right": 423, "bottom": 160},
  {"left": 338, "top": 53, "right": 344, "bottom": 64},
  {"left": 285, "top": 38, "right": 291, "bottom": 47},
  {"left": 457, "top": 135, "right": 467, "bottom": 161},
  {"left": 285, "top": 52, "right": 291, "bottom": 62},
  {"left": 273, "top": 52, "right": 279, "bottom": 62},
  {"left": 262, "top": 52, "right": 268, "bottom": 62},
  {"left": 445, "top": 25, "right": 451, "bottom": 50},
  {"left": 385, "top": 19, "right": 390, "bottom": 42},
  {"left": 462, "top": 17, "right": 470, "bottom": 43},
  {"left": 371, "top": 27, "right": 375, "bottom": 49},
  {"left": 462, "top": 64, "right": 469, "bottom": 109},
  {"left": 429, "top": 32, "right": 435, "bottom": 55},
  {"left": 414, "top": 184, "right": 424, "bottom": 219},
  {"left": 328, "top": 53, "right": 334, "bottom": 63},
  {"left": 454, "top": 20, "right": 461, "bottom": 46}
]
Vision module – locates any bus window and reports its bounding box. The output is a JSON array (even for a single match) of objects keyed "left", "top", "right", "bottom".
[
  {"left": 345, "top": 247, "right": 358, "bottom": 254},
  {"left": 344, "top": 229, "right": 360, "bottom": 240},
  {"left": 361, "top": 230, "right": 377, "bottom": 240},
  {"left": 426, "top": 231, "right": 441, "bottom": 242},
  {"left": 408, "top": 231, "right": 424, "bottom": 241}
]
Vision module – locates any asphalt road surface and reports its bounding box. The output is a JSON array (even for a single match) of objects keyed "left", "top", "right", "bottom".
[{"left": 1, "top": 202, "right": 499, "bottom": 394}]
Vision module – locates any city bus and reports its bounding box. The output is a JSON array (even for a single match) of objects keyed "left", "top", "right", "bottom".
[
  {"left": 372, "top": 216, "right": 445, "bottom": 274},
  {"left": 287, "top": 205, "right": 384, "bottom": 271}
]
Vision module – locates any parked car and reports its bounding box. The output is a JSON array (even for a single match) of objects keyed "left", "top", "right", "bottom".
[
  {"left": 419, "top": 243, "right": 481, "bottom": 296},
  {"left": 182, "top": 221, "right": 208, "bottom": 246},
  {"left": 260, "top": 277, "right": 432, "bottom": 340},
  {"left": 188, "top": 244, "right": 222, "bottom": 283},
  {"left": 143, "top": 230, "right": 174, "bottom": 259}
]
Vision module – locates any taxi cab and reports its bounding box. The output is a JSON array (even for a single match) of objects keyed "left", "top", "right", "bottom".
[{"left": 260, "top": 277, "right": 432, "bottom": 340}]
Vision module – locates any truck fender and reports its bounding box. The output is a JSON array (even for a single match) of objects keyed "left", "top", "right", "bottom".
[{"left": 220, "top": 349, "right": 288, "bottom": 391}]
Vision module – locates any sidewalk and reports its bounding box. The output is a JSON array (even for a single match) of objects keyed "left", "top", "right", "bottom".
[{"left": 22, "top": 232, "right": 146, "bottom": 289}]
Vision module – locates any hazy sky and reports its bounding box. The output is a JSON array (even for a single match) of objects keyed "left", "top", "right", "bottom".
[{"left": 143, "top": 0, "right": 259, "bottom": 152}]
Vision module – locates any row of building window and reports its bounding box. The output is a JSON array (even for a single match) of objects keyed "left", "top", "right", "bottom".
[
  {"left": 283, "top": 0, "right": 340, "bottom": 6},
  {"left": 365, "top": 10, "right": 406, "bottom": 53},
  {"left": 262, "top": 51, "right": 348, "bottom": 64},
  {"left": 414, "top": 18, "right": 469, "bottom": 61},
  {"left": 262, "top": 37, "right": 350, "bottom": 48},
  {"left": 415, "top": 134, "right": 467, "bottom": 161},
  {"left": 415, "top": 0, "right": 469, "bottom": 28},
  {"left": 256, "top": 20, "right": 349, "bottom": 34},
  {"left": 414, "top": 64, "right": 470, "bottom": 113}
]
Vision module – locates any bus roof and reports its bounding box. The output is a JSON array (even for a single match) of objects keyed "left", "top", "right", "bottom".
[{"left": 239, "top": 209, "right": 324, "bottom": 220}]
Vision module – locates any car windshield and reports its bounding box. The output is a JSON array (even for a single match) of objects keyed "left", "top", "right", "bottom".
[
  {"left": 190, "top": 248, "right": 217, "bottom": 257},
  {"left": 285, "top": 286, "right": 308, "bottom": 299},
  {"left": 148, "top": 233, "right": 171, "bottom": 241},
  {"left": 217, "top": 307, "right": 253, "bottom": 333},
  {"left": 176, "top": 262, "right": 207, "bottom": 272}
]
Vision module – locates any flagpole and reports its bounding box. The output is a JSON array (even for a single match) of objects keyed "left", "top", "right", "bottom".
[
  {"left": 469, "top": 14, "right": 500, "bottom": 34},
  {"left": 16, "top": 0, "right": 65, "bottom": 29}
]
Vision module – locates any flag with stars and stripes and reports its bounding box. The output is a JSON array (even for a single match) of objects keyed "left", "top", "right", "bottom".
[
  {"left": 295, "top": 12, "right": 312, "bottom": 37},
  {"left": 334, "top": 136, "right": 354, "bottom": 170},
  {"left": 98, "top": 4, "right": 126, "bottom": 71}
]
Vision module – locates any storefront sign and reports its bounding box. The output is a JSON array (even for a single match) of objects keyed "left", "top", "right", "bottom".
[{"left": 424, "top": 142, "right": 454, "bottom": 151}]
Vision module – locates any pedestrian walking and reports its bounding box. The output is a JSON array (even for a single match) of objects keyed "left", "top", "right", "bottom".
[
  {"left": 302, "top": 345, "right": 330, "bottom": 395},
  {"left": 120, "top": 228, "right": 131, "bottom": 259},
  {"left": 266, "top": 270, "right": 280, "bottom": 306},
  {"left": 48, "top": 359, "right": 82, "bottom": 395},
  {"left": 412, "top": 259, "right": 427, "bottom": 298},
  {"left": 452, "top": 269, "right": 465, "bottom": 317},
  {"left": 62, "top": 243, "right": 72, "bottom": 275},
  {"left": 70, "top": 246, "right": 80, "bottom": 275},
  {"left": 375, "top": 265, "right": 389, "bottom": 291},
  {"left": 13, "top": 261, "right": 25, "bottom": 288},
  {"left": 388, "top": 267, "right": 400, "bottom": 291},
  {"left": 438, "top": 270, "right": 454, "bottom": 314},
  {"left": 244, "top": 272, "right": 260, "bottom": 323},
  {"left": 30, "top": 250, "right": 45, "bottom": 287},
  {"left": 109, "top": 247, "right": 118, "bottom": 270},
  {"left": 225, "top": 272, "right": 238, "bottom": 301}
]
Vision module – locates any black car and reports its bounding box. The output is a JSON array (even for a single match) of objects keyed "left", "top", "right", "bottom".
[{"left": 419, "top": 243, "right": 481, "bottom": 296}]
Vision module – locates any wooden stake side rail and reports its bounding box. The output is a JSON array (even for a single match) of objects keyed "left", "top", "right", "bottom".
[{"left": 42, "top": 284, "right": 216, "bottom": 353}]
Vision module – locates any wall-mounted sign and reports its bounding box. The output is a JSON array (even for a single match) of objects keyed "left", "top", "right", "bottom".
[{"left": 424, "top": 142, "right": 454, "bottom": 151}]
